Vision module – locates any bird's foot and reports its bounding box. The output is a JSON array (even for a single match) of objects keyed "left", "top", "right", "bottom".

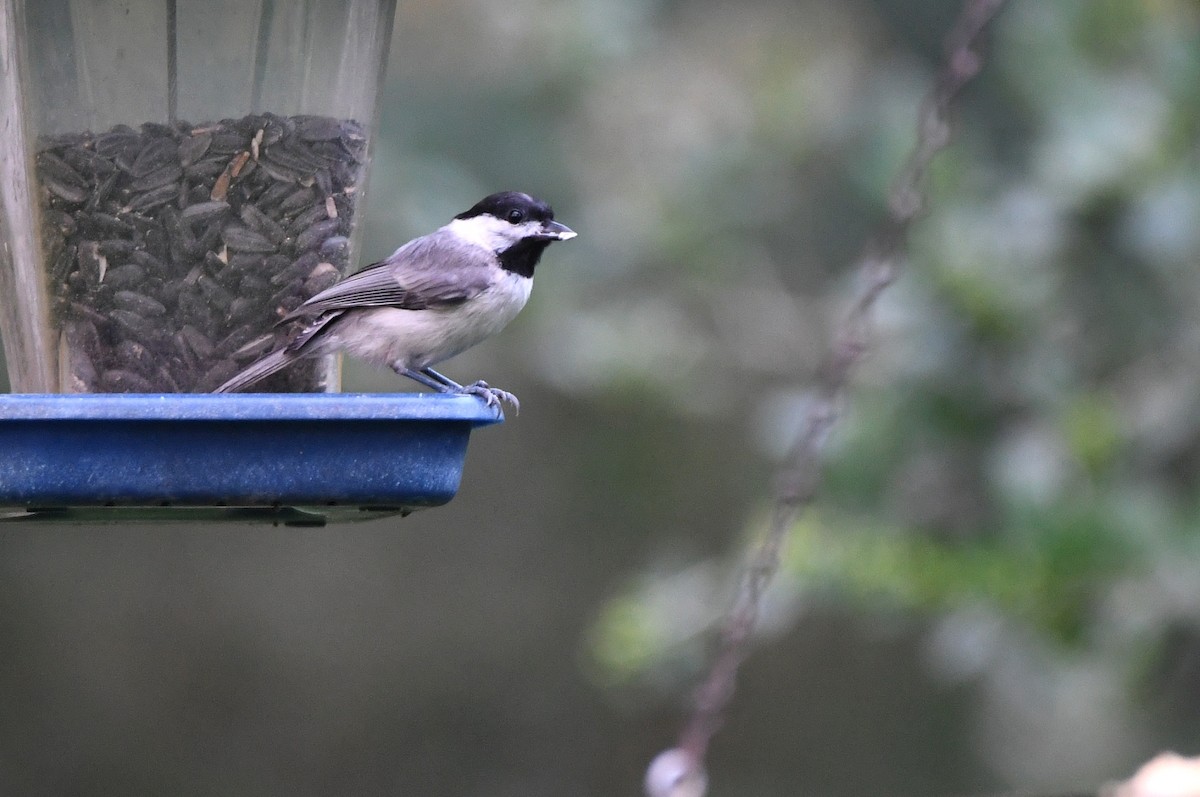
[
  {"left": 460, "top": 381, "right": 520, "bottom": 415},
  {"left": 398, "top": 366, "right": 520, "bottom": 415}
]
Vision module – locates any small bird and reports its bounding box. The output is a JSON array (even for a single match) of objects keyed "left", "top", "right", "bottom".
[{"left": 214, "top": 191, "right": 576, "bottom": 411}]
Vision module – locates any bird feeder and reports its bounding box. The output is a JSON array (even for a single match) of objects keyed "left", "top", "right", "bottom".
[{"left": 0, "top": 0, "right": 501, "bottom": 523}]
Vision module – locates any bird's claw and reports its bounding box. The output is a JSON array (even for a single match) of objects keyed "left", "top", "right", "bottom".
[{"left": 461, "top": 381, "right": 520, "bottom": 415}]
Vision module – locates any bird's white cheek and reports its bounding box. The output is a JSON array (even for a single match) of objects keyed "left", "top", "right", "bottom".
[{"left": 444, "top": 216, "right": 517, "bottom": 251}]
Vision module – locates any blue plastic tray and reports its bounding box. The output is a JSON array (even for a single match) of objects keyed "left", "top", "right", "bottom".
[{"left": 0, "top": 394, "right": 501, "bottom": 524}]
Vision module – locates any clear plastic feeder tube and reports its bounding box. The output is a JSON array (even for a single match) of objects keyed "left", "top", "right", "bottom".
[{"left": 0, "top": 0, "right": 397, "bottom": 393}]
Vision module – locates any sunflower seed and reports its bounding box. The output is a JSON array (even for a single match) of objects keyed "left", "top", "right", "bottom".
[
  {"left": 303, "top": 261, "right": 341, "bottom": 296},
  {"left": 179, "top": 132, "right": 212, "bottom": 166},
  {"left": 180, "top": 200, "right": 230, "bottom": 226},
  {"left": 319, "top": 235, "right": 350, "bottom": 263},
  {"left": 227, "top": 295, "right": 261, "bottom": 325},
  {"left": 113, "top": 290, "right": 167, "bottom": 317},
  {"left": 295, "top": 218, "right": 341, "bottom": 253},
  {"left": 110, "top": 309, "right": 162, "bottom": 341},
  {"left": 98, "top": 239, "right": 137, "bottom": 260},
  {"left": 114, "top": 340, "right": 156, "bottom": 375},
  {"left": 179, "top": 324, "right": 215, "bottom": 359},
  {"left": 129, "top": 138, "right": 179, "bottom": 178},
  {"left": 37, "top": 152, "right": 88, "bottom": 188},
  {"left": 104, "top": 263, "right": 147, "bottom": 291},
  {"left": 44, "top": 177, "right": 89, "bottom": 204},
  {"left": 295, "top": 115, "right": 345, "bottom": 141},
  {"left": 270, "top": 252, "right": 320, "bottom": 286},
  {"left": 126, "top": 183, "right": 179, "bottom": 211},
  {"left": 38, "top": 112, "right": 366, "bottom": 392},
  {"left": 197, "top": 274, "right": 234, "bottom": 308},
  {"left": 101, "top": 368, "right": 156, "bottom": 393},
  {"left": 239, "top": 203, "right": 286, "bottom": 245},
  {"left": 279, "top": 186, "right": 317, "bottom": 213},
  {"left": 221, "top": 224, "right": 276, "bottom": 253},
  {"left": 195, "top": 359, "right": 240, "bottom": 392}
]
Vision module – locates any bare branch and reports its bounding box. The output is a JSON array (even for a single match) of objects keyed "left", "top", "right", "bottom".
[{"left": 646, "top": 2, "right": 1010, "bottom": 793}]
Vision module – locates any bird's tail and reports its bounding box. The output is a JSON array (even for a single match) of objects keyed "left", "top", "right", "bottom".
[{"left": 212, "top": 349, "right": 300, "bottom": 393}]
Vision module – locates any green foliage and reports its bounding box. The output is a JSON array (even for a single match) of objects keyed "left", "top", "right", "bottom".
[
  {"left": 586, "top": 592, "right": 661, "bottom": 684},
  {"left": 1061, "top": 392, "right": 1123, "bottom": 477},
  {"left": 786, "top": 500, "right": 1140, "bottom": 648}
]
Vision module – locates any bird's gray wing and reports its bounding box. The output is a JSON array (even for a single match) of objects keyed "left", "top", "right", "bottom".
[
  {"left": 285, "top": 309, "right": 344, "bottom": 352},
  {"left": 280, "top": 232, "right": 491, "bottom": 323}
]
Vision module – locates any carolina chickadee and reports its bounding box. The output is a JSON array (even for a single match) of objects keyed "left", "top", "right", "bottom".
[{"left": 214, "top": 191, "right": 576, "bottom": 410}]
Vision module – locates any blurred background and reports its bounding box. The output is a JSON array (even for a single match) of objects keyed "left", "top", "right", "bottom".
[{"left": 3, "top": 0, "right": 1200, "bottom": 794}]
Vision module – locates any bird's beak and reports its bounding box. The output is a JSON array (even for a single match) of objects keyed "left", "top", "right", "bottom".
[{"left": 540, "top": 220, "right": 577, "bottom": 241}]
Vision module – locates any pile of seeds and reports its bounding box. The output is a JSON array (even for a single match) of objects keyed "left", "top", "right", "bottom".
[{"left": 36, "top": 112, "right": 366, "bottom": 392}]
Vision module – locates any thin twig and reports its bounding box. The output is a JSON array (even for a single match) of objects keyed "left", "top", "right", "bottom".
[{"left": 646, "top": 2, "right": 1010, "bottom": 793}]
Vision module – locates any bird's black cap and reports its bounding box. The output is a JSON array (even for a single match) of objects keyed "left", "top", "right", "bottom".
[{"left": 455, "top": 191, "right": 557, "bottom": 224}]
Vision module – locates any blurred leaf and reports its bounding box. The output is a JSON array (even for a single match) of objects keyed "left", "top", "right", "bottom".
[
  {"left": 1074, "top": 0, "right": 1152, "bottom": 67},
  {"left": 782, "top": 501, "right": 1141, "bottom": 647},
  {"left": 1061, "top": 392, "right": 1123, "bottom": 477}
]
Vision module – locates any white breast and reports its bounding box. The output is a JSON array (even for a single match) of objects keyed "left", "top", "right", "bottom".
[{"left": 329, "top": 271, "right": 533, "bottom": 371}]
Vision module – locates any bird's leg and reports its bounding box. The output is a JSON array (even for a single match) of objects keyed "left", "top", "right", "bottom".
[
  {"left": 416, "top": 368, "right": 462, "bottom": 389},
  {"left": 392, "top": 365, "right": 519, "bottom": 414},
  {"left": 393, "top": 366, "right": 449, "bottom": 392}
]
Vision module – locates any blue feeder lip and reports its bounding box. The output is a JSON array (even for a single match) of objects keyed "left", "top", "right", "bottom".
[{"left": 0, "top": 393, "right": 502, "bottom": 525}]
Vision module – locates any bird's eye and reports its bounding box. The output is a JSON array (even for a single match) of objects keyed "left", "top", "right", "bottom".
[{"left": 507, "top": 209, "right": 525, "bottom": 224}]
